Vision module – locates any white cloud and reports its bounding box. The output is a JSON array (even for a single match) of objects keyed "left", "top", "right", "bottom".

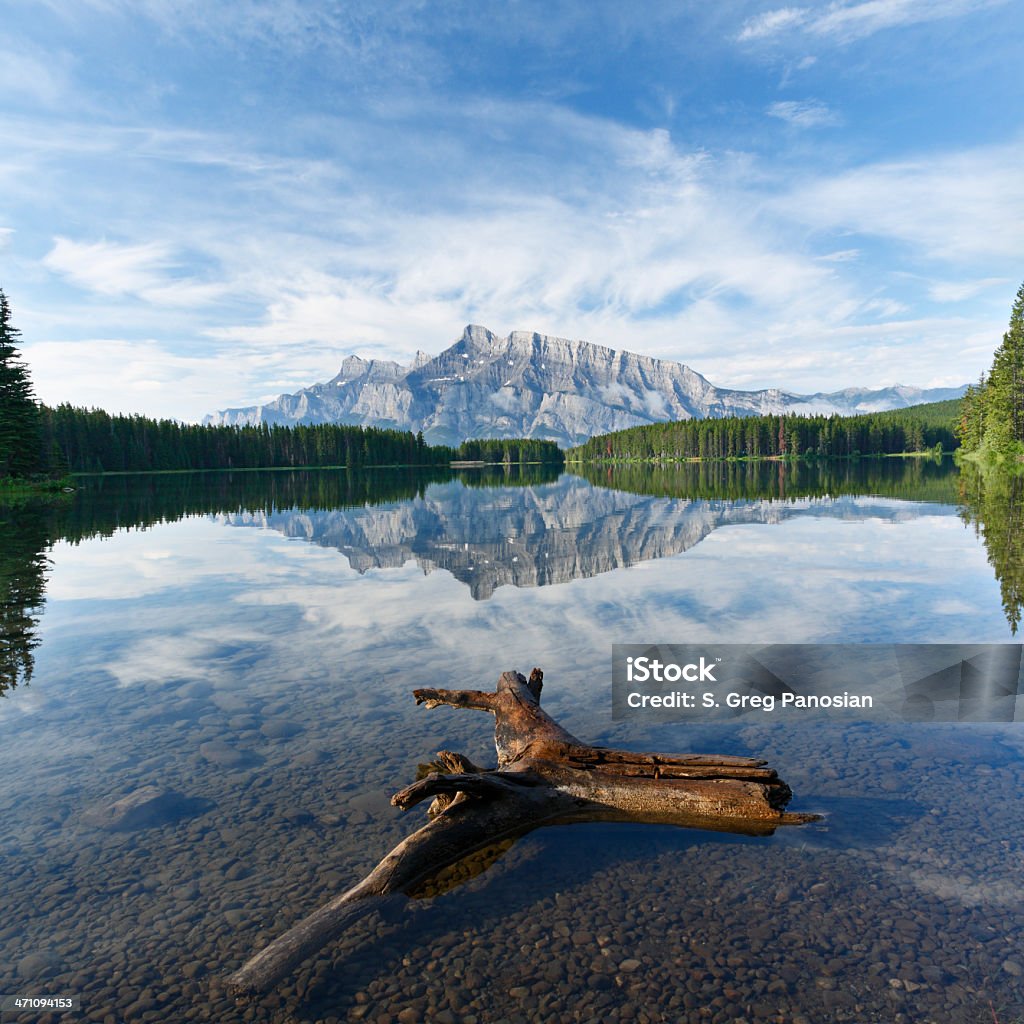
[
  {"left": 696, "top": 312, "right": 996, "bottom": 390},
  {"left": 201, "top": 161, "right": 850, "bottom": 390},
  {"left": 43, "top": 237, "right": 170, "bottom": 294},
  {"left": 23, "top": 339, "right": 270, "bottom": 419},
  {"left": 8, "top": 92, "right": 1015, "bottom": 412},
  {"left": 766, "top": 99, "right": 842, "bottom": 128},
  {"left": 809, "top": 0, "right": 1003, "bottom": 43}
]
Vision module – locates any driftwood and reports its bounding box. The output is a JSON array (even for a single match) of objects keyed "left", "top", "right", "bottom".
[{"left": 228, "top": 668, "right": 818, "bottom": 997}]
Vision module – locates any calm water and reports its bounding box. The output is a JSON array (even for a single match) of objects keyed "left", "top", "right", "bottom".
[{"left": 1, "top": 459, "right": 1022, "bottom": 1024}]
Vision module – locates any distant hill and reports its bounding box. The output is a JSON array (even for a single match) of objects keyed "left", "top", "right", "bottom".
[
  {"left": 873, "top": 398, "right": 962, "bottom": 427},
  {"left": 207, "top": 325, "right": 967, "bottom": 447}
]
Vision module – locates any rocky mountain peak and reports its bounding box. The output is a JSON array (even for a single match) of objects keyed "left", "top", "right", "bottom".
[
  {"left": 207, "top": 325, "right": 967, "bottom": 446},
  {"left": 335, "top": 354, "right": 370, "bottom": 380},
  {"left": 461, "top": 324, "right": 499, "bottom": 349}
]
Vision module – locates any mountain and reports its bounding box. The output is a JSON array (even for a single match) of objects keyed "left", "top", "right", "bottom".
[{"left": 206, "top": 325, "right": 966, "bottom": 447}]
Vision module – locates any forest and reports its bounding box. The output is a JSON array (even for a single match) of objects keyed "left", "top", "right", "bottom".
[
  {"left": 567, "top": 400, "right": 960, "bottom": 463},
  {"left": 39, "top": 405, "right": 446, "bottom": 474},
  {"left": 32, "top": 406, "right": 562, "bottom": 475}
]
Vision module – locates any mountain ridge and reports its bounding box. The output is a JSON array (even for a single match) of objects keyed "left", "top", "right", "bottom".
[{"left": 207, "top": 325, "right": 966, "bottom": 447}]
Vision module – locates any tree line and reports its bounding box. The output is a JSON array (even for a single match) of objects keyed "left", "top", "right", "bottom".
[
  {"left": 567, "top": 401, "right": 959, "bottom": 463},
  {"left": 956, "top": 282, "right": 1024, "bottom": 461},
  {"left": 454, "top": 437, "right": 563, "bottom": 464},
  {"left": 41, "top": 404, "right": 450, "bottom": 474},
  {"left": 34, "top": 406, "right": 563, "bottom": 476}
]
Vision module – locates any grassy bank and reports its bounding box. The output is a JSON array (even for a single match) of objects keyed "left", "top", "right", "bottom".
[{"left": 0, "top": 475, "right": 75, "bottom": 498}]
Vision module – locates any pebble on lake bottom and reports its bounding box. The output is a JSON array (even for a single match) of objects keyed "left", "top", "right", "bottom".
[{"left": 2, "top": 689, "right": 1023, "bottom": 1024}]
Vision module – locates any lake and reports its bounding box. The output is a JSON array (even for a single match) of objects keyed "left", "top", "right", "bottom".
[{"left": 1, "top": 458, "right": 1022, "bottom": 1024}]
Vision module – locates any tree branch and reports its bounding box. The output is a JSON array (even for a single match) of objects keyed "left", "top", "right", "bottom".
[
  {"left": 392, "top": 770, "right": 541, "bottom": 811},
  {"left": 413, "top": 688, "right": 497, "bottom": 712}
]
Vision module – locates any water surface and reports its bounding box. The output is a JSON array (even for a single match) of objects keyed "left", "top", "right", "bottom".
[{"left": 1, "top": 459, "right": 1021, "bottom": 1023}]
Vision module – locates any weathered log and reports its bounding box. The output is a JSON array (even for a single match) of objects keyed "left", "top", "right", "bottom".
[{"left": 227, "top": 668, "right": 817, "bottom": 997}]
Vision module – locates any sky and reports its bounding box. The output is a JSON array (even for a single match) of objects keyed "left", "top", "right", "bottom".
[{"left": 2, "top": 0, "right": 1023, "bottom": 421}]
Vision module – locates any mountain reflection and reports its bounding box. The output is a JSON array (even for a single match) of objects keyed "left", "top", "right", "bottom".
[
  {"left": 218, "top": 459, "right": 963, "bottom": 601},
  {"left": 6, "top": 456, "right": 1018, "bottom": 697}
]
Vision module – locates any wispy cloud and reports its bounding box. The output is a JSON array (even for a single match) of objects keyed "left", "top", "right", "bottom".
[
  {"left": 738, "top": 7, "right": 809, "bottom": 41},
  {"left": 44, "top": 238, "right": 174, "bottom": 296},
  {"left": 773, "top": 140, "right": 1024, "bottom": 262},
  {"left": 0, "top": 47, "right": 75, "bottom": 108},
  {"left": 738, "top": 0, "right": 1005, "bottom": 45},
  {"left": 766, "top": 99, "right": 842, "bottom": 127},
  {"left": 43, "top": 237, "right": 225, "bottom": 307},
  {"left": 928, "top": 277, "right": 1010, "bottom": 302},
  {"left": 24, "top": 339, "right": 258, "bottom": 416},
  {"left": 809, "top": 0, "right": 1004, "bottom": 44},
  {"left": 816, "top": 248, "right": 861, "bottom": 262}
]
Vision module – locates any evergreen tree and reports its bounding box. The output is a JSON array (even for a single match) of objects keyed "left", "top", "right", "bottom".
[
  {"left": 956, "top": 282, "right": 1024, "bottom": 459},
  {"left": 984, "top": 282, "right": 1024, "bottom": 456},
  {"left": 0, "top": 290, "right": 43, "bottom": 478}
]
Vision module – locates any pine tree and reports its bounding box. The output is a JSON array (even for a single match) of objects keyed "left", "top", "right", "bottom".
[
  {"left": 0, "top": 290, "right": 43, "bottom": 478},
  {"left": 957, "top": 381, "right": 981, "bottom": 451},
  {"left": 983, "top": 282, "right": 1024, "bottom": 456}
]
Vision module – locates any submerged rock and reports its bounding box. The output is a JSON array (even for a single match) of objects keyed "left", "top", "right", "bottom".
[
  {"left": 82, "top": 786, "right": 213, "bottom": 831},
  {"left": 199, "top": 740, "right": 261, "bottom": 768},
  {"left": 17, "top": 950, "right": 63, "bottom": 979},
  {"left": 260, "top": 719, "right": 304, "bottom": 739}
]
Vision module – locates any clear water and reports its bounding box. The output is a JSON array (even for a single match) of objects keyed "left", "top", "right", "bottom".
[{"left": 1, "top": 460, "right": 1021, "bottom": 1024}]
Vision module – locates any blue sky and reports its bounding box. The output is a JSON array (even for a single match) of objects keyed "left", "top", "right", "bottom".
[{"left": 2, "top": 0, "right": 1022, "bottom": 420}]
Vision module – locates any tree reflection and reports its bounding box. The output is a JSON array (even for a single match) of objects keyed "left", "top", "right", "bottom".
[
  {"left": 576, "top": 453, "right": 959, "bottom": 504},
  {"left": 0, "top": 498, "right": 57, "bottom": 694},
  {"left": 959, "top": 464, "right": 1024, "bottom": 633}
]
